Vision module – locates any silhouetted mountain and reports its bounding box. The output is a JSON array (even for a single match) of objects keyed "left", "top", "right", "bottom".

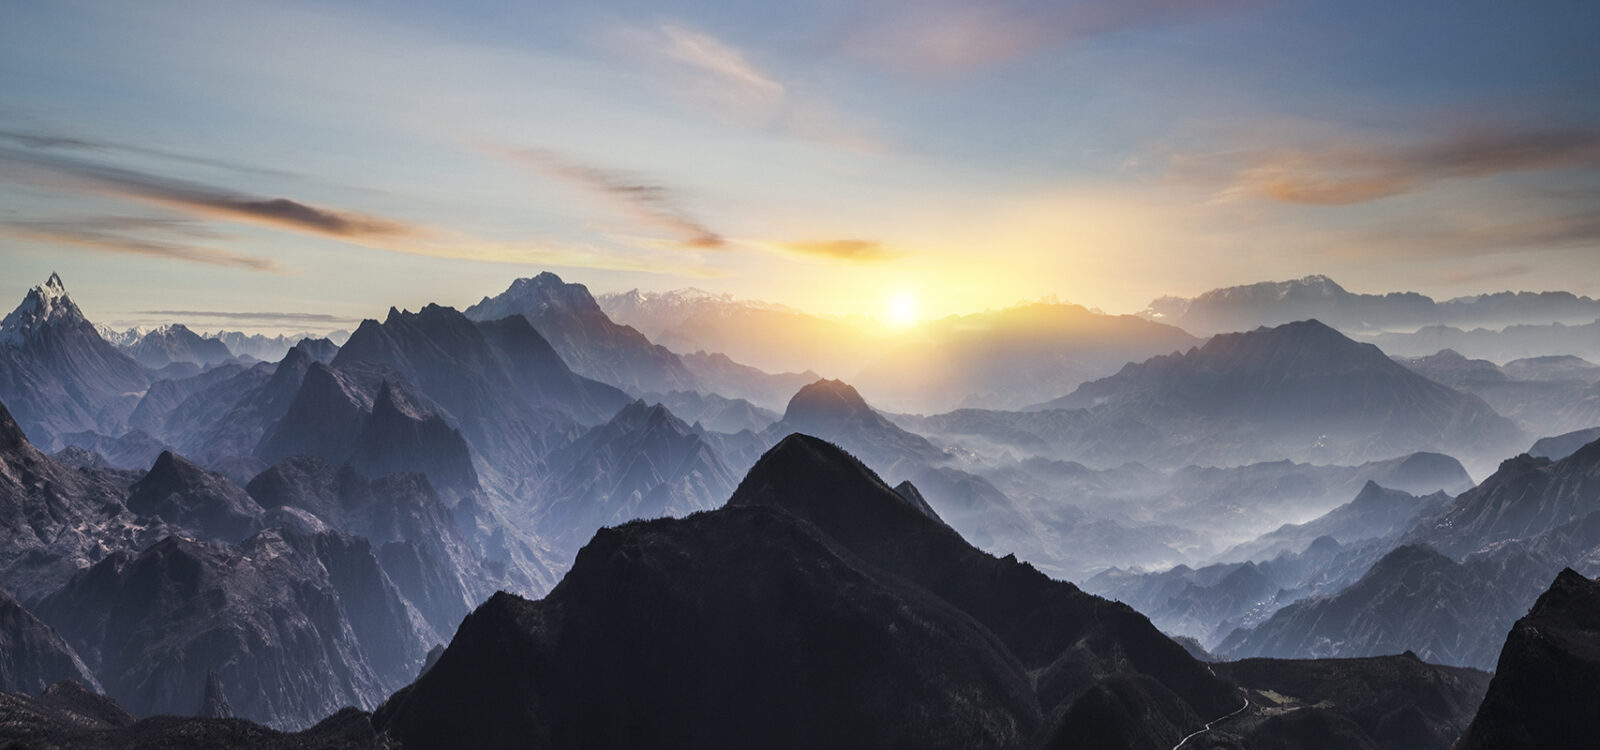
[
  {"left": 0, "top": 586, "right": 99, "bottom": 694},
  {"left": 598, "top": 286, "right": 888, "bottom": 377},
  {"left": 127, "top": 450, "right": 264, "bottom": 543},
  {"left": 855, "top": 302, "right": 1197, "bottom": 412},
  {"left": 1142, "top": 275, "right": 1600, "bottom": 336},
  {"left": 467, "top": 273, "right": 697, "bottom": 394},
  {"left": 247, "top": 455, "right": 512, "bottom": 636},
  {"left": 327, "top": 303, "right": 627, "bottom": 484},
  {"left": 1394, "top": 349, "right": 1508, "bottom": 388},
  {"left": 637, "top": 389, "right": 778, "bottom": 434},
  {"left": 209, "top": 330, "right": 344, "bottom": 362},
  {"left": 1360, "top": 319, "right": 1600, "bottom": 362},
  {"left": 1026, "top": 320, "right": 1521, "bottom": 466},
  {"left": 0, "top": 274, "right": 148, "bottom": 449},
  {"left": 1407, "top": 436, "right": 1600, "bottom": 558},
  {"left": 374, "top": 434, "right": 1236, "bottom": 749},
  {"left": 765, "top": 379, "right": 945, "bottom": 470},
  {"left": 1458, "top": 569, "right": 1600, "bottom": 750},
  {"left": 1215, "top": 544, "right": 1548, "bottom": 669},
  {"left": 1197, "top": 654, "right": 1491, "bottom": 750},
  {"left": 1226, "top": 482, "right": 1448, "bottom": 562},
  {"left": 125, "top": 324, "right": 233, "bottom": 369},
  {"left": 534, "top": 401, "right": 737, "bottom": 555},
  {"left": 1397, "top": 349, "right": 1600, "bottom": 441},
  {"left": 675, "top": 349, "right": 819, "bottom": 412},
  {"left": 1502, "top": 354, "right": 1600, "bottom": 383},
  {"left": 35, "top": 525, "right": 434, "bottom": 730},
  {"left": 347, "top": 382, "right": 479, "bottom": 493},
  {"left": 1531, "top": 427, "right": 1600, "bottom": 460}
]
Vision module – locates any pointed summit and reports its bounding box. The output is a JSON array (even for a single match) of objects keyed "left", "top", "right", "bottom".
[
  {"left": 729, "top": 433, "right": 949, "bottom": 542},
  {"left": 1, "top": 273, "right": 88, "bottom": 349},
  {"left": 196, "top": 668, "right": 234, "bottom": 719}
]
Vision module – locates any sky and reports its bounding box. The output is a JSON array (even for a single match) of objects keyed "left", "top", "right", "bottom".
[{"left": 2, "top": 0, "right": 1598, "bottom": 333}]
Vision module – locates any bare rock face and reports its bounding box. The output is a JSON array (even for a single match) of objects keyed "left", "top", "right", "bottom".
[
  {"left": 0, "top": 587, "right": 100, "bottom": 694},
  {"left": 34, "top": 525, "right": 433, "bottom": 730},
  {"left": 127, "top": 450, "right": 264, "bottom": 543},
  {"left": 1458, "top": 569, "right": 1600, "bottom": 750}
]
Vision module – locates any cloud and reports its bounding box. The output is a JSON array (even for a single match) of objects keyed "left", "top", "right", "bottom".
[
  {"left": 133, "top": 309, "right": 356, "bottom": 324},
  {"left": 769, "top": 238, "right": 900, "bottom": 261},
  {"left": 0, "top": 146, "right": 415, "bottom": 238},
  {"left": 839, "top": 0, "right": 1269, "bottom": 73},
  {"left": 1, "top": 219, "right": 285, "bottom": 272},
  {"left": 1216, "top": 129, "right": 1600, "bottom": 205},
  {"left": 611, "top": 22, "right": 880, "bottom": 151},
  {"left": 507, "top": 149, "right": 726, "bottom": 249},
  {"left": 1338, "top": 209, "right": 1600, "bottom": 261},
  {"left": 0, "top": 127, "right": 299, "bottom": 179}
]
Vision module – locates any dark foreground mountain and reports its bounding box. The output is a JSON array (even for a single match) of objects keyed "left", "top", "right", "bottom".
[
  {"left": 0, "top": 680, "right": 379, "bottom": 750},
  {"left": 373, "top": 434, "right": 1238, "bottom": 749},
  {"left": 1188, "top": 654, "right": 1491, "bottom": 750},
  {"left": 1458, "top": 569, "right": 1600, "bottom": 750}
]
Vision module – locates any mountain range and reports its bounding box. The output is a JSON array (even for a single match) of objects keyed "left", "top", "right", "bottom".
[{"left": 1144, "top": 275, "right": 1600, "bottom": 337}]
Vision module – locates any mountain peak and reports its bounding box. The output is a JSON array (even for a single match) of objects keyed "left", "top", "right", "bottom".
[
  {"left": 2, "top": 273, "right": 88, "bottom": 348},
  {"left": 728, "top": 433, "right": 943, "bottom": 535},
  {"left": 782, "top": 379, "right": 872, "bottom": 424}
]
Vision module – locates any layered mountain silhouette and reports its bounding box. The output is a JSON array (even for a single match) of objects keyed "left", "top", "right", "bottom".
[
  {"left": 764, "top": 379, "right": 945, "bottom": 471},
  {"left": 122, "top": 323, "right": 233, "bottom": 369},
  {"left": 1458, "top": 568, "right": 1600, "bottom": 750},
  {"left": 1142, "top": 274, "right": 1600, "bottom": 336},
  {"left": 34, "top": 524, "right": 434, "bottom": 730},
  {"left": 373, "top": 435, "right": 1239, "bottom": 749},
  {"left": 466, "top": 273, "right": 698, "bottom": 394},
  {"left": 0, "top": 274, "right": 149, "bottom": 449},
  {"left": 127, "top": 450, "right": 264, "bottom": 543},
  {"left": 1224, "top": 481, "right": 1449, "bottom": 562},
  {"left": 1024, "top": 319, "right": 1521, "bottom": 466},
  {"left": 533, "top": 400, "right": 737, "bottom": 556},
  {"left": 598, "top": 286, "right": 888, "bottom": 377},
  {"left": 854, "top": 302, "right": 1197, "bottom": 412},
  {"left": 1397, "top": 349, "right": 1600, "bottom": 440},
  {"left": 1214, "top": 544, "right": 1543, "bottom": 669}
]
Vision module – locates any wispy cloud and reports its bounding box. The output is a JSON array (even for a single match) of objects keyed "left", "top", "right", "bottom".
[
  {"left": 0, "top": 146, "right": 416, "bottom": 239},
  {"left": 133, "top": 309, "right": 357, "bottom": 324},
  {"left": 0, "top": 128, "right": 298, "bottom": 179},
  {"left": 507, "top": 149, "right": 726, "bottom": 249},
  {"left": 611, "top": 22, "right": 879, "bottom": 151},
  {"left": 1, "top": 219, "right": 285, "bottom": 272},
  {"left": 839, "top": 0, "right": 1269, "bottom": 73},
  {"left": 1211, "top": 129, "right": 1600, "bottom": 205},
  {"left": 769, "top": 238, "right": 900, "bottom": 261}
]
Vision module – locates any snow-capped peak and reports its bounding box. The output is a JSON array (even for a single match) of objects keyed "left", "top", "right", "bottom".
[{"left": 2, "top": 272, "right": 87, "bottom": 348}]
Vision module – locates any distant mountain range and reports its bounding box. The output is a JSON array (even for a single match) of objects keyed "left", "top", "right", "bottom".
[
  {"left": 598, "top": 286, "right": 891, "bottom": 378},
  {"left": 1144, "top": 274, "right": 1600, "bottom": 336},
  {"left": 852, "top": 302, "right": 1198, "bottom": 412},
  {"left": 907, "top": 319, "right": 1522, "bottom": 469}
]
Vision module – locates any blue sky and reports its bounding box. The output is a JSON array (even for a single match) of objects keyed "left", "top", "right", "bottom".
[{"left": 2, "top": 0, "right": 1597, "bottom": 332}]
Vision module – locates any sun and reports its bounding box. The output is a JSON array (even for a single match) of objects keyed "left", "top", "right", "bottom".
[{"left": 885, "top": 291, "right": 919, "bottom": 330}]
